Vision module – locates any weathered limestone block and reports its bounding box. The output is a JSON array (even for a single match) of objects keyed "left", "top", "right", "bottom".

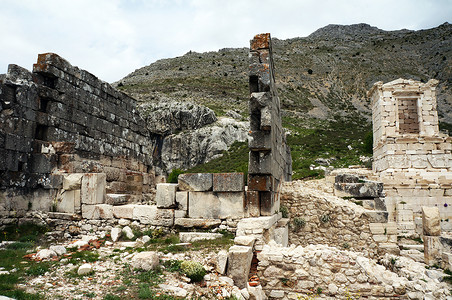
[
  {"left": 234, "top": 236, "right": 256, "bottom": 247},
  {"left": 81, "top": 173, "right": 106, "bottom": 204},
  {"left": 175, "top": 191, "right": 188, "bottom": 210},
  {"left": 112, "top": 204, "right": 136, "bottom": 219},
  {"left": 237, "top": 215, "right": 278, "bottom": 231},
  {"left": 227, "top": 245, "right": 253, "bottom": 289},
  {"left": 274, "top": 225, "right": 289, "bottom": 247},
  {"left": 213, "top": 173, "right": 244, "bottom": 192},
  {"left": 245, "top": 191, "right": 260, "bottom": 217},
  {"left": 155, "top": 183, "right": 177, "bottom": 208},
  {"left": 188, "top": 191, "right": 244, "bottom": 219},
  {"left": 174, "top": 218, "right": 221, "bottom": 228},
  {"left": 131, "top": 251, "right": 159, "bottom": 271},
  {"left": 422, "top": 206, "right": 441, "bottom": 236},
  {"left": 179, "top": 232, "right": 222, "bottom": 243},
  {"left": 132, "top": 205, "right": 174, "bottom": 226},
  {"left": 57, "top": 189, "right": 81, "bottom": 214},
  {"left": 334, "top": 181, "right": 384, "bottom": 198},
  {"left": 424, "top": 236, "right": 441, "bottom": 266},
  {"left": 216, "top": 250, "right": 228, "bottom": 275},
  {"left": 82, "top": 204, "right": 113, "bottom": 219},
  {"left": 105, "top": 194, "right": 128, "bottom": 205},
  {"left": 63, "top": 173, "right": 84, "bottom": 190},
  {"left": 178, "top": 173, "right": 212, "bottom": 191}
]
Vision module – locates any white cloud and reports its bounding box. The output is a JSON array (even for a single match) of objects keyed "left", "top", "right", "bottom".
[{"left": 0, "top": 0, "right": 450, "bottom": 82}]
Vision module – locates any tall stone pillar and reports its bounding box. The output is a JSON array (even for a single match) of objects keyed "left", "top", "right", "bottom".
[{"left": 247, "top": 33, "right": 292, "bottom": 216}]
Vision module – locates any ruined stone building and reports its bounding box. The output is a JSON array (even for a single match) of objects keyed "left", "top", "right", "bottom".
[
  {"left": 0, "top": 53, "right": 157, "bottom": 221},
  {"left": 370, "top": 79, "right": 452, "bottom": 235}
]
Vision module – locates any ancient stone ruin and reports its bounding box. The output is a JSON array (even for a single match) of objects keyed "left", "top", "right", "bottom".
[
  {"left": 369, "top": 79, "right": 452, "bottom": 235},
  {"left": 247, "top": 33, "right": 292, "bottom": 217},
  {"left": 1, "top": 33, "right": 452, "bottom": 299}
]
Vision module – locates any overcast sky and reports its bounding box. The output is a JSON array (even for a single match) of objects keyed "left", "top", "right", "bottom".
[{"left": 1, "top": 0, "right": 450, "bottom": 83}]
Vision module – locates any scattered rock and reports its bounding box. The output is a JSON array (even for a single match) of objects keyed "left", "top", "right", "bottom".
[
  {"left": 131, "top": 251, "right": 159, "bottom": 271},
  {"left": 77, "top": 263, "right": 92, "bottom": 275},
  {"left": 49, "top": 245, "right": 67, "bottom": 256},
  {"left": 216, "top": 250, "right": 228, "bottom": 275},
  {"left": 36, "top": 249, "right": 57, "bottom": 260},
  {"left": 122, "top": 226, "right": 135, "bottom": 240},
  {"left": 111, "top": 227, "right": 122, "bottom": 242}
]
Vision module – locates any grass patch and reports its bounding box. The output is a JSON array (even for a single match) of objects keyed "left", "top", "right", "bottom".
[
  {"left": 186, "top": 141, "right": 249, "bottom": 177},
  {"left": 0, "top": 223, "right": 49, "bottom": 299},
  {"left": 0, "top": 223, "right": 48, "bottom": 243}
]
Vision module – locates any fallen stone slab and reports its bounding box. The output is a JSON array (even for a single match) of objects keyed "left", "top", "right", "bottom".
[
  {"left": 227, "top": 245, "right": 253, "bottom": 289},
  {"left": 179, "top": 232, "right": 222, "bottom": 243}
]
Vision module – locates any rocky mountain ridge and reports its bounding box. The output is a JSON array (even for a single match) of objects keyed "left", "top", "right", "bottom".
[{"left": 116, "top": 23, "right": 452, "bottom": 178}]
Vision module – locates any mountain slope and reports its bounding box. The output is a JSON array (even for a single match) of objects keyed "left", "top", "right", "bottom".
[{"left": 116, "top": 23, "right": 452, "bottom": 179}]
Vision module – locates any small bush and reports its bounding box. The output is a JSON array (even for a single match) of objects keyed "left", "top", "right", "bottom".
[
  {"left": 280, "top": 206, "right": 289, "bottom": 218},
  {"left": 180, "top": 260, "right": 206, "bottom": 282},
  {"left": 292, "top": 217, "right": 306, "bottom": 231},
  {"left": 167, "top": 169, "right": 183, "bottom": 183}
]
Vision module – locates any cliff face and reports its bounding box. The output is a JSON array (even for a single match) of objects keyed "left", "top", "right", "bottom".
[{"left": 117, "top": 23, "right": 452, "bottom": 178}]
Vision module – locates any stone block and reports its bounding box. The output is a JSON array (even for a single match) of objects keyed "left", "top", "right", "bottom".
[
  {"left": 155, "top": 183, "right": 177, "bottom": 208},
  {"left": 112, "top": 204, "right": 136, "bottom": 219},
  {"left": 81, "top": 173, "right": 106, "bottom": 204},
  {"left": 363, "top": 211, "right": 388, "bottom": 223},
  {"left": 178, "top": 173, "right": 212, "bottom": 191},
  {"left": 176, "top": 191, "right": 188, "bottom": 210},
  {"left": 216, "top": 250, "right": 228, "bottom": 275},
  {"left": 174, "top": 218, "right": 221, "bottom": 228},
  {"left": 237, "top": 215, "right": 278, "bottom": 231},
  {"left": 422, "top": 206, "right": 441, "bottom": 236},
  {"left": 105, "top": 194, "right": 128, "bottom": 205},
  {"left": 248, "top": 151, "right": 272, "bottom": 174},
  {"left": 174, "top": 209, "right": 186, "bottom": 218},
  {"left": 213, "top": 173, "right": 244, "bottom": 192},
  {"left": 424, "top": 236, "right": 441, "bottom": 266},
  {"left": 334, "top": 181, "right": 384, "bottom": 198},
  {"left": 234, "top": 236, "right": 256, "bottom": 247},
  {"left": 179, "top": 232, "right": 222, "bottom": 243},
  {"left": 63, "top": 173, "right": 84, "bottom": 191},
  {"left": 248, "top": 175, "right": 272, "bottom": 191},
  {"left": 132, "top": 205, "right": 174, "bottom": 226},
  {"left": 227, "top": 245, "right": 253, "bottom": 289},
  {"left": 245, "top": 191, "right": 260, "bottom": 217},
  {"left": 188, "top": 192, "right": 244, "bottom": 219},
  {"left": 274, "top": 226, "right": 288, "bottom": 247},
  {"left": 57, "top": 189, "right": 81, "bottom": 214},
  {"left": 82, "top": 204, "right": 113, "bottom": 220},
  {"left": 260, "top": 191, "right": 274, "bottom": 216},
  {"left": 248, "top": 131, "right": 271, "bottom": 151}
]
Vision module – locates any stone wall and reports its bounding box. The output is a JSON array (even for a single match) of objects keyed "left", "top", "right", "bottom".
[
  {"left": 0, "top": 54, "right": 157, "bottom": 220},
  {"left": 369, "top": 78, "right": 452, "bottom": 234},
  {"left": 281, "top": 180, "right": 399, "bottom": 258},
  {"left": 247, "top": 33, "right": 292, "bottom": 217},
  {"left": 256, "top": 242, "right": 450, "bottom": 299}
]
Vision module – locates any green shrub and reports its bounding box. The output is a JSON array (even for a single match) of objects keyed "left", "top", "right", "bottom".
[
  {"left": 292, "top": 217, "right": 306, "bottom": 231},
  {"left": 180, "top": 260, "right": 206, "bottom": 282},
  {"left": 167, "top": 169, "right": 183, "bottom": 183},
  {"left": 363, "top": 131, "right": 373, "bottom": 154},
  {"left": 280, "top": 206, "right": 289, "bottom": 218}
]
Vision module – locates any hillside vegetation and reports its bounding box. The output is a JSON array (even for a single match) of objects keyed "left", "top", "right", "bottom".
[{"left": 116, "top": 23, "right": 452, "bottom": 179}]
